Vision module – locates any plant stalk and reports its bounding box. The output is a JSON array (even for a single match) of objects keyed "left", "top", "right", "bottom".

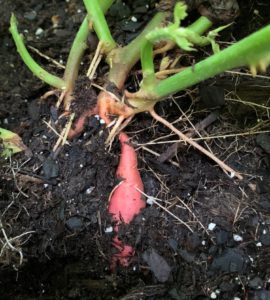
[
  {"left": 154, "top": 24, "right": 270, "bottom": 100},
  {"left": 64, "top": 0, "right": 114, "bottom": 91},
  {"left": 83, "top": 0, "right": 116, "bottom": 53},
  {"left": 9, "top": 14, "right": 66, "bottom": 89},
  {"left": 108, "top": 12, "right": 168, "bottom": 89}
]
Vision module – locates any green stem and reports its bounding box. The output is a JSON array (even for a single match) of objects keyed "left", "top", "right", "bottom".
[
  {"left": 65, "top": 0, "right": 114, "bottom": 87},
  {"left": 9, "top": 14, "right": 66, "bottom": 89},
  {"left": 140, "top": 41, "right": 156, "bottom": 88},
  {"left": 188, "top": 16, "right": 213, "bottom": 35},
  {"left": 154, "top": 24, "right": 270, "bottom": 100},
  {"left": 83, "top": 0, "right": 116, "bottom": 53},
  {"left": 63, "top": 17, "right": 89, "bottom": 91},
  {"left": 139, "top": 16, "right": 213, "bottom": 88},
  {"left": 108, "top": 12, "right": 168, "bottom": 89}
]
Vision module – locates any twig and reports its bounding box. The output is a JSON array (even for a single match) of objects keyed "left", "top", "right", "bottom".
[
  {"left": 149, "top": 108, "right": 243, "bottom": 180},
  {"left": 136, "top": 188, "right": 193, "bottom": 233},
  {"left": 28, "top": 45, "right": 65, "bottom": 69},
  {"left": 158, "top": 111, "right": 219, "bottom": 162}
]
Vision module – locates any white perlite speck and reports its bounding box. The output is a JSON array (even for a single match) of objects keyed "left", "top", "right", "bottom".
[
  {"left": 104, "top": 226, "right": 113, "bottom": 233},
  {"left": 233, "top": 234, "right": 243, "bottom": 242},
  {"left": 208, "top": 223, "right": 216, "bottom": 231},
  {"left": 35, "top": 27, "right": 44, "bottom": 35}
]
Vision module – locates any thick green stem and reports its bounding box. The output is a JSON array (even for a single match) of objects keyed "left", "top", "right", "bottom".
[
  {"left": 140, "top": 41, "right": 156, "bottom": 88},
  {"left": 188, "top": 16, "right": 213, "bottom": 35},
  {"left": 83, "top": 0, "right": 116, "bottom": 53},
  {"left": 154, "top": 24, "right": 270, "bottom": 99},
  {"left": 63, "top": 17, "right": 89, "bottom": 91},
  {"left": 64, "top": 0, "right": 115, "bottom": 89},
  {"left": 9, "top": 14, "right": 66, "bottom": 89},
  {"left": 108, "top": 12, "right": 168, "bottom": 89}
]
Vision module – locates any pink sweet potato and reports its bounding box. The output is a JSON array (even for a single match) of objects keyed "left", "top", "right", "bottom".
[{"left": 109, "top": 132, "right": 145, "bottom": 267}]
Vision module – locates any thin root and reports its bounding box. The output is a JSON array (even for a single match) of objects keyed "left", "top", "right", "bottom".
[
  {"left": 87, "top": 41, "right": 103, "bottom": 79},
  {"left": 106, "top": 115, "right": 125, "bottom": 147},
  {"left": 149, "top": 108, "right": 243, "bottom": 180}
]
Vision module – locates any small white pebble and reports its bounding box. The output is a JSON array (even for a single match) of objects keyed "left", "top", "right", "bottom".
[
  {"left": 42, "top": 135, "right": 47, "bottom": 139},
  {"left": 208, "top": 223, "right": 216, "bottom": 231},
  {"left": 3, "top": 118, "right": 8, "bottom": 124},
  {"left": 233, "top": 297, "right": 241, "bottom": 300},
  {"left": 145, "top": 4, "right": 149, "bottom": 8},
  {"left": 263, "top": 229, "right": 267, "bottom": 234},
  {"left": 99, "top": 119, "right": 105, "bottom": 124},
  {"left": 215, "top": 290, "right": 220, "bottom": 295},
  {"left": 44, "top": 184, "right": 49, "bottom": 188},
  {"left": 210, "top": 292, "right": 217, "bottom": 299},
  {"left": 131, "top": 16, "right": 137, "bottom": 22},
  {"left": 86, "top": 187, "right": 95, "bottom": 195},
  {"left": 233, "top": 234, "right": 243, "bottom": 242},
  {"left": 202, "top": 240, "right": 206, "bottom": 245},
  {"left": 65, "top": 153, "right": 69, "bottom": 157},
  {"left": 133, "top": 266, "right": 137, "bottom": 271},
  {"left": 104, "top": 226, "right": 113, "bottom": 233},
  {"left": 146, "top": 196, "right": 155, "bottom": 205},
  {"left": 79, "top": 164, "right": 83, "bottom": 168},
  {"left": 77, "top": 9, "right": 82, "bottom": 13},
  {"left": 256, "top": 242, "right": 262, "bottom": 247},
  {"left": 249, "top": 256, "right": 254, "bottom": 262},
  {"left": 35, "top": 27, "right": 44, "bottom": 36}
]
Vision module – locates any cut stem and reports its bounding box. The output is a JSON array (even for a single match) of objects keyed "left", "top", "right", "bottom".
[{"left": 9, "top": 14, "right": 66, "bottom": 89}]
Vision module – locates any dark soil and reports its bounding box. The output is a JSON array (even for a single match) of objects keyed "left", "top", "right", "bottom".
[{"left": 1, "top": 1, "right": 270, "bottom": 299}]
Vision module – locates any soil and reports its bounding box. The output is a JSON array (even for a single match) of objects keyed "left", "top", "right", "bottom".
[{"left": 1, "top": 0, "right": 270, "bottom": 299}]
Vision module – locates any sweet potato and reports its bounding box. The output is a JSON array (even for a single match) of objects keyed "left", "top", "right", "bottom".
[{"left": 109, "top": 132, "right": 145, "bottom": 267}]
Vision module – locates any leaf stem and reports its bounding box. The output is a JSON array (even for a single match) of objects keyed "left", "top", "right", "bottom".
[
  {"left": 9, "top": 14, "right": 66, "bottom": 89},
  {"left": 154, "top": 24, "right": 270, "bottom": 99},
  {"left": 83, "top": 0, "right": 116, "bottom": 53}
]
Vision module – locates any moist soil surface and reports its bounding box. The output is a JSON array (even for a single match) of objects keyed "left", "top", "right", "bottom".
[{"left": 1, "top": 1, "right": 270, "bottom": 299}]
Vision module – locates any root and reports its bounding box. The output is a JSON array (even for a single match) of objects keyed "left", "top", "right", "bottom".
[
  {"left": 149, "top": 108, "right": 243, "bottom": 180},
  {"left": 106, "top": 115, "right": 125, "bottom": 147},
  {"left": 154, "top": 41, "right": 175, "bottom": 55},
  {"left": 87, "top": 41, "right": 103, "bottom": 79}
]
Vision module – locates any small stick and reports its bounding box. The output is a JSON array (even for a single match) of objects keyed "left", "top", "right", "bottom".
[
  {"left": 136, "top": 188, "right": 193, "bottom": 233},
  {"left": 150, "top": 108, "right": 243, "bottom": 180},
  {"left": 28, "top": 45, "right": 65, "bottom": 69},
  {"left": 158, "top": 111, "right": 218, "bottom": 162}
]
